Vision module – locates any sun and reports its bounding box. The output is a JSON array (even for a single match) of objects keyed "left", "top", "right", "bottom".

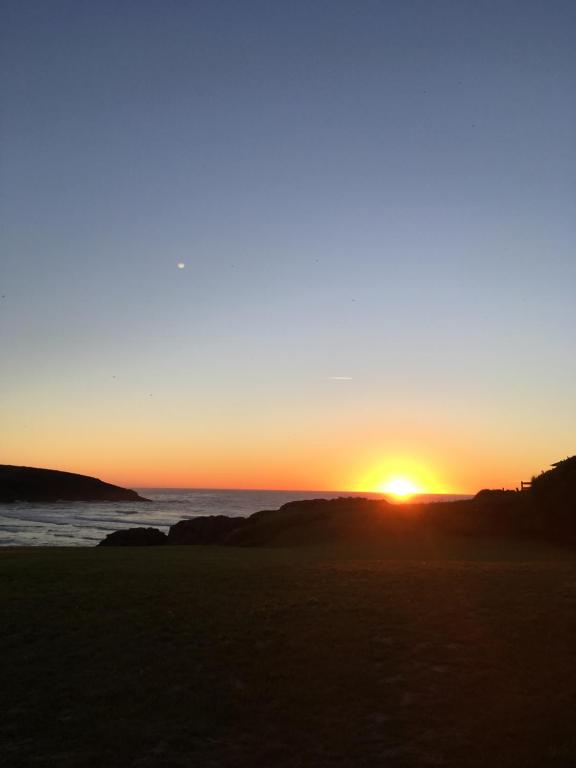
[
  {"left": 381, "top": 477, "right": 420, "bottom": 500},
  {"left": 356, "top": 457, "right": 442, "bottom": 498}
]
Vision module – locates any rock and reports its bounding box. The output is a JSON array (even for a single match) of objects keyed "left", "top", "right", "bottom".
[
  {"left": 0, "top": 465, "right": 149, "bottom": 503},
  {"left": 167, "top": 515, "right": 246, "bottom": 545},
  {"left": 226, "top": 497, "right": 394, "bottom": 546},
  {"left": 98, "top": 527, "right": 167, "bottom": 546}
]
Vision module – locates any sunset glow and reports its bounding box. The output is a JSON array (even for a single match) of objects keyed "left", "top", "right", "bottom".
[
  {"left": 355, "top": 455, "right": 446, "bottom": 496},
  {"left": 381, "top": 477, "right": 420, "bottom": 500}
]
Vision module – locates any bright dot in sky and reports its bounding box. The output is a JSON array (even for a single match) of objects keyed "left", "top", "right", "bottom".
[
  {"left": 381, "top": 477, "right": 420, "bottom": 500},
  {"left": 177, "top": 262, "right": 186, "bottom": 269}
]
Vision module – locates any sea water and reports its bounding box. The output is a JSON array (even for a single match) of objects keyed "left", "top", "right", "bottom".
[{"left": 0, "top": 489, "right": 471, "bottom": 547}]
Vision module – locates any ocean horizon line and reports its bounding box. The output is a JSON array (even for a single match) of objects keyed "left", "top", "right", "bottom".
[{"left": 135, "top": 487, "right": 474, "bottom": 497}]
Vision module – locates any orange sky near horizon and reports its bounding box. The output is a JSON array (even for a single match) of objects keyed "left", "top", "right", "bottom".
[
  {"left": 1, "top": 400, "right": 566, "bottom": 494},
  {"left": 1, "top": 356, "right": 571, "bottom": 494},
  {"left": 0, "top": 449, "right": 561, "bottom": 495}
]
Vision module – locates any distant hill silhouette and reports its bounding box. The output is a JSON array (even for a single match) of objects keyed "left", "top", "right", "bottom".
[{"left": 0, "top": 465, "right": 149, "bottom": 503}]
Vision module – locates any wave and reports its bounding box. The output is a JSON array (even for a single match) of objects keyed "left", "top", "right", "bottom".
[{"left": 0, "top": 490, "right": 474, "bottom": 547}]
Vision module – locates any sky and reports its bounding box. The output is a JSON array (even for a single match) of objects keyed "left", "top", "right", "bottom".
[{"left": 1, "top": 0, "right": 575, "bottom": 492}]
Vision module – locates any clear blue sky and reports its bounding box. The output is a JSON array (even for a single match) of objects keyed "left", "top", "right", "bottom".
[{"left": 1, "top": 0, "right": 575, "bottom": 490}]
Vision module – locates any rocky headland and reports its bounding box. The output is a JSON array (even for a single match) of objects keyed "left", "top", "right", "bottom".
[{"left": 0, "top": 465, "right": 149, "bottom": 503}]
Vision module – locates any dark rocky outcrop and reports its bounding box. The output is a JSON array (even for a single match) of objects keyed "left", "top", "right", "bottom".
[
  {"left": 0, "top": 465, "right": 149, "bottom": 503},
  {"left": 425, "top": 494, "right": 531, "bottom": 537},
  {"left": 227, "top": 497, "right": 408, "bottom": 546},
  {"left": 98, "top": 527, "right": 167, "bottom": 547},
  {"left": 531, "top": 456, "right": 576, "bottom": 506},
  {"left": 529, "top": 456, "right": 576, "bottom": 540},
  {"left": 168, "top": 515, "right": 246, "bottom": 545},
  {"left": 425, "top": 459, "right": 576, "bottom": 541}
]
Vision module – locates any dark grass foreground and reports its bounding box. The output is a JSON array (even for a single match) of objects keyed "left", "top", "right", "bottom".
[{"left": 2, "top": 538, "right": 576, "bottom": 768}]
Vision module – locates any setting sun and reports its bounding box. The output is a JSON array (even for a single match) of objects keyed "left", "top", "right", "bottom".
[
  {"left": 381, "top": 477, "right": 420, "bottom": 500},
  {"left": 355, "top": 456, "right": 444, "bottom": 497}
]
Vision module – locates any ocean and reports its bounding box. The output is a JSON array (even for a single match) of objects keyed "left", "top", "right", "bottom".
[{"left": 0, "top": 489, "right": 472, "bottom": 547}]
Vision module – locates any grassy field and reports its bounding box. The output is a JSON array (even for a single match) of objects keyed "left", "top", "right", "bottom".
[{"left": 2, "top": 537, "right": 576, "bottom": 767}]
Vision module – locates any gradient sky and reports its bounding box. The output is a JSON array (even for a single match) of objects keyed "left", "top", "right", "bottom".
[{"left": 1, "top": 0, "right": 574, "bottom": 492}]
